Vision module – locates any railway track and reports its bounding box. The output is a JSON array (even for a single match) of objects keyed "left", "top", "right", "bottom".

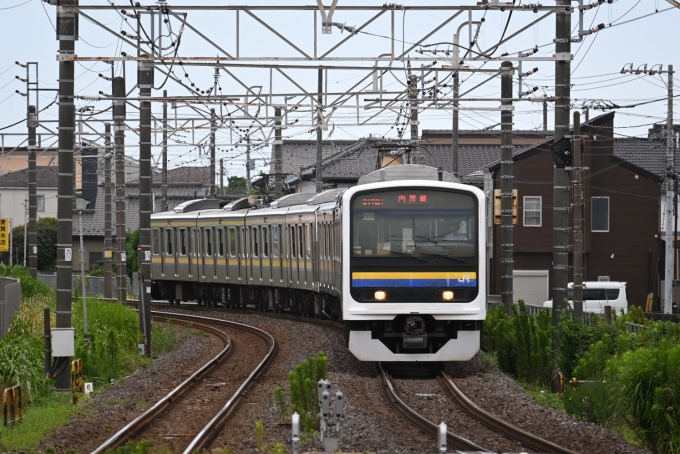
[
  {"left": 376, "top": 363, "right": 490, "bottom": 453},
  {"left": 92, "top": 311, "right": 276, "bottom": 454},
  {"left": 437, "top": 369, "right": 576, "bottom": 454}
]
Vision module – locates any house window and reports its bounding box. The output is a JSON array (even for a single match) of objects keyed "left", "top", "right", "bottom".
[
  {"left": 523, "top": 196, "right": 542, "bottom": 227},
  {"left": 37, "top": 195, "right": 45, "bottom": 212},
  {"left": 592, "top": 197, "right": 610, "bottom": 232}
]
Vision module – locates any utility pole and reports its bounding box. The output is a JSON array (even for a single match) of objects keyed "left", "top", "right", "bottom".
[
  {"left": 500, "top": 61, "right": 514, "bottom": 314},
  {"left": 316, "top": 68, "right": 323, "bottom": 193},
  {"left": 572, "top": 112, "right": 584, "bottom": 319},
  {"left": 27, "top": 105, "right": 37, "bottom": 278},
  {"left": 113, "top": 76, "right": 127, "bottom": 304},
  {"left": 275, "top": 107, "right": 283, "bottom": 197},
  {"left": 543, "top": 101, "right": 548, "bottom": 132},
  {"left": 138, "top": 60, "right": 153, "bottom": 355},
  {"left": 552, "top": 0, "right": 571, "bottom": 393},
  {"left": 162, "top": 89, "right": 168, "bottom": 211},
  {"left": 664, "top": 65, "right": 675, "bottom": 314},
  {"left": 409, "top": 74, "right": 419, "bottom": 155},
  {"left": 220, "top": 158, "right": 224, "bottom": 195},
  {"left": 452, "top": 70, "right": 459, "bottom": 178},
  {"left": 56, "top": 0, "right": 77, "bottom": 391},
  {"left": 246, "top": 136, "right": 252, "bottom": 193},
  {"left": 23, "top": 196, "right": 27, "bottom": 267},
  {"left": 104, "top": 124, "right": 113, "bottom": 299},
  {"left": 210, "top": 108, "right": 216, "bottom": 197}
]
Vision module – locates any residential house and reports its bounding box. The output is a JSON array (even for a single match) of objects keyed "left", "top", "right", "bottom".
[{"left": 0, "top": 166, "right": 58, "bottom": 231}]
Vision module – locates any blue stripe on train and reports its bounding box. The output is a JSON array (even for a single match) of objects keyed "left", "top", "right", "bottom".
[{"left": 352, "top": 279, "right": 477, "bottom": 288}]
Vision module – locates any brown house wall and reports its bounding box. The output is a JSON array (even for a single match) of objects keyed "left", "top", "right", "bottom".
[{"left": 491, "top": 115, "right": 661, "bottom": 308}]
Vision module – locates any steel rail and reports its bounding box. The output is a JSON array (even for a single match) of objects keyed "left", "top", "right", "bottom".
[
  {"left": 91, "top": 315, "right": 233, "bottom": 453},
  {"left": 437, "top": 369, "right": 577, "bottom": 454},
  {"left": 182, "top": 313, "right": 277, "bottom": 453},
  {"left": 376, "top": 363, "right": 489, "bottom": 453}
]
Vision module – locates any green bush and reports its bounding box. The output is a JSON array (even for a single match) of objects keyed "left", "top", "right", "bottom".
[
  {"left": 274, "top": 351, "right": 328, "bottom": 432},
  {"left": 0, "top": 265, "right": 53, "bottom": 298}
]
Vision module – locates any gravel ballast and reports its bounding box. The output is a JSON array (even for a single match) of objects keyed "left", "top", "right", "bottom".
[{"left": 37, "top": 309, "right": 650, "bottom": 453}]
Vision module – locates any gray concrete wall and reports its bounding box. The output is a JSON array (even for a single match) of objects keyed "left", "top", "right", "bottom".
[
  {"left": 0, "top": 277, "right": 21, "bottom": 340},
  {"left": 38, "top": 272, "right": 138, "bottom": 298}
]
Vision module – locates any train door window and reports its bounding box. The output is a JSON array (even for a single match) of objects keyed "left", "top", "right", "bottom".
[
  {"left": 306, "top": 224, "right": 312, "bottom": 259},
  {"left": 262, "top": 226, "right": 269, "bottom": 257},
  {"left": 165, "top": 228, "right": 173, "bottom": 255},
  {"left": 205, "top": 228, "right": 213, "bottom": 257},
  {"left": 298, "top": 225, "right": 304, "bottom": 258},
  {"left": 194, "top": 228, "right": 200, "bottom": 256},
  {"left": 218, "top": 227, "right": 224, "bottom": 257},
  {"left": 153, "top": 229, "right": 160, "bottom": 255},
  {"left": 179, "top": 229, "right": 187, "bottom": 255},
  {"left": 229, "top": 227, "right": 237, "bottom": 257},
  {"left": 252, "top": 226, "right": 259, "bottom": 257},
  {"left": 291, "top": 225, "right": 297, "bottom": 258},
  {"left": 272, "top": 225, "right": 279, "bottom": 258}
]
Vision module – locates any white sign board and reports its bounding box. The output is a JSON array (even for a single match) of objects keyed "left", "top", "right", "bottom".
[
  {"left": 84, "top": 382, "right": 93, "bottom": 395},
  {"left": 144, "top": 251, "right": 151, "bottom": 261},
  {"left": 121, "top": 252, "right": 126, "bottom": 261},
  {"left": 64, "top": 247, "right": 72, "bottom": 262},
  {"left": 51, "top": 328, "right": 75, "bottom": 357}
]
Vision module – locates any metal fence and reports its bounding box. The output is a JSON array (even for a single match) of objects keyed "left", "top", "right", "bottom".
[
  {"left": 487, "top": 301, "right": 545, "bottom": 316},
  {"left": 0, "top": 277, "right": 21, "bottom": 340},
  {"left": 37, "top": 272, "right": 139, "bottom": 298}
]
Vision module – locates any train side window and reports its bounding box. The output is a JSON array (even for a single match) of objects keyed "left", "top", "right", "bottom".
[
  {"left": 205, "top": 228, "right": 213, "bottom": 256},
  {"left": 165, "top": 228, "right": 173, "bottom": 255},
  {"left": 152, "top": 229, "right": 160, "bottom": 255},
  {"left": 252, "top": 227, "right": 259, "bottom": 257},
  {"left": 272, "top": 225, "right": 279, "bottom": 258},
  {"left": 263, "top": 226, "right": 269, "bottom": 257},
  {"left": 298, "top": 225, "right": 304, "bottom": 258},
  {"left": 229, "top": 227, "right": 236, "bottom": 257},
  {"left": 179, "top": 228, "right": 187, "bottom": 255},
  {"left": 217, "top": 227, "right": 224, "bottom": 257},
  {"left": 306, "top": 224, "right": 312, "bottom": 259},
  {"left": 291, "top": 225, "right": 297, "bottom": 258}
]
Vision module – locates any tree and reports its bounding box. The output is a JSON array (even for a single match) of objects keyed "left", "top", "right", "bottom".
[
  {"left": 0, "top": 218, "right": 58, "bottom": 270},
  {"left": 126, "top": 228, "right": 140, "bottom": 278},
  {"left": 225, "top": 176, "right": 247, "bottom": 195}
]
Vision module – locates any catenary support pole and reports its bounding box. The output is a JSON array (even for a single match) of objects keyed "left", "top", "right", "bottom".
[
  {"left": 220, "top": 158, "right": 224, "bottom": 195},
  {"left": 162, "top": 89, "right": 168, "bottom": 211},
  {"left": 246, "top": 136, "right": 252, "bottom": 192},
  {"left": 316, "top": 68, "right": 323, "bottom": 193},
  {"left": 275, "top": 107, "right": 283, "bottom": 197},
  {"left": 27, "top": 105, "right": 37, "bottom": 278},
  {"left": 500, "top": 61, "right": 514, "bottom": 314},
  {"left": 409, "top": 74, "right": 419, "bottom": 155},
  {"left": 572, "top": 112, "right": 584, "bottom": 319},
  {"left": 56, "top": 0, "right": 78, "bottom": 391},
  {"left": 552, "top": 0, "right": 571, "bottom": 393},
  {"left": 138, "top": 60, "right": 153, "bottom": 354},
  {"left": 209, "top": 108, "right": 216, "bottom": 197},
  {"left": 113, "top": 76, "right": 127, "bottom": 304},
  {"left": 104, "top": 124, "right": 113, "bottom": 299},
  {"left": 543, "top": 100, "right": 548, "bottom": 132},
  {"left": 664, "top": 65, "right": 675, "bottom": 314},
  {"left": 452, "top": 71, "right": 459, "bottom": 178}
]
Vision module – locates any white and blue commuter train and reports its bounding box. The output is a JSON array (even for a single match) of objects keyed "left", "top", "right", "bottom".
[{"left": 150, "top": 165, "right": 486, "bottom": 362}]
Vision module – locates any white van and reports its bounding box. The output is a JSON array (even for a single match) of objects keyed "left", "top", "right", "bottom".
[{"left": 543, "top": 281, "right": 628, "bottom": 314}]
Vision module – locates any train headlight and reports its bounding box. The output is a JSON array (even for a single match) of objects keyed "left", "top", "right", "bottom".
[
  {"left": 441, "top": 290, "right": 455, "bottom": 301},
  {"left": 374, "top": 290, "right": 388, "bottom": 301}
]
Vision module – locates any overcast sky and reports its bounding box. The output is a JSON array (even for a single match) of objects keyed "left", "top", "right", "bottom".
[{"left": 0, "top": 0, "right": 678, "bottom": 179}]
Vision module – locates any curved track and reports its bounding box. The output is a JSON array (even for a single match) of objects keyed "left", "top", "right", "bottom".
[
  {"left": 437, "top": 369, "right": 576, "bottom": 454},
  {"left": 376, "top": 363, "right": 489, "bottom": 453},
  {"left": 92, "top": 311, "right": 276, "bottom": 454}
]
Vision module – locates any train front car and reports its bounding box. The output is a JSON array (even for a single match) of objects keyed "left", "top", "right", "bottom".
[{"left": 343, "top": 180, "right": 486, "bottom": 362}]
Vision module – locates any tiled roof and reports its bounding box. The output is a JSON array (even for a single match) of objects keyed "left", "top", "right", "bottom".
[
  {"left": 73, "top": 183, "right": 205, "bottom": 236},
  {"left": 270, "top": 140, "right": 358, "bottom": 177},
  {"left": 128, "top": 166, "right": 212, "bottom": 185},
  {"left": 0, "top": 166, "right": 58, "bottom": 188},
  {"left": 613, "top": 138, "right": 677, "bottom": 177},
  {"left": 422, "top": 129, "right": 555, "bottom": 137}
]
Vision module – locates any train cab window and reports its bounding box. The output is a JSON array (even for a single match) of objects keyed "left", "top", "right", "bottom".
[
  {"left": 165, "top": 228, "right": 173, "bottom": 255},
  {"left": 179, "top": 228, "right": 187, "bottom": 255},
  {"left": 252, "top": 227, "right": 259, "bottom": 257},
  {"left": 262, "top": 226, "right": 269, "bottom": 257},
  {"left": 217, "top": 228, "right": 224, "bottom": 257},
  {"left": 291, "top": 226, "right": 297, "bottom": 258},
  {"left": 228, "top": 228, "right": 237, "bottom": 257},
  {"left": 153, "top": 229, "right": 160, "bottom": 255},
  {"left": 205, "top": 228, "right": 213, "bottom": 256},
  {"left": 272, "top": 225, "right": 279, "bottom": 258},
  {"left": 355, "top": 221, "right": 378, "bottom": 256}
]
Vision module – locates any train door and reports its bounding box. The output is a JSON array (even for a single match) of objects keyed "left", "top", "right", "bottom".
[
  {"left": 240, "top": 227, "right": 248, "bottom": 282},
  {"left": 228, "top": 226, "right": 237, "bottom": 282},
  {"left": 165, "top": 227, "right": 174, "bottom": 276},
  {"left": 272, "top": 225, "right": 281, "bottom": 284},
  {"left": 216, "top": 226, "right": 225, "bottom": 280},
  {"left": 251, "top": 225, "right": 260, "bottom": 283},
  {"left": 290, "top": 224, "right": 298, "bottom": 285},
  {"left": 299, "top": 224, "right": 306, "bottom": 285},
  {"left": 262, "top": 226, "right": 270, "bottom": 283},
  {"left": 192, "top": 227, "right": 199, "bottom": 279},
  {"left": 179, "top": 228, "right": 189, "bottom": 278}
]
